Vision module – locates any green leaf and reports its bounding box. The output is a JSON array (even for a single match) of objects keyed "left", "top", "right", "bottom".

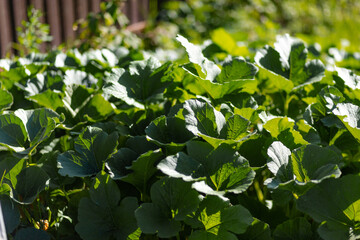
[
  {"left": 237, "top": 218, "right": 272, "bottom": 240},
  {"left": 332, "top": 103, "right": 360, "bottom": 143},
  {"left": 14, "top": 227, "right": 50, "bottom": 240},
  {"left": 255, "top": 34, "right": 325, "bottom": 92},
  {"left": 12, "top": 166, "right": 50, "bottom": 204},
  {"left": 297, "top": 175, "right": 360, "bottom": 240},
  {"left": 15, "top": 108, "right": 63, "bottom": 148},
  {"left": 265, "top": 142, "right": 342, "bottom": 193},
  {"left": 188, "top": 195, "right": 253, "bottom": 239},
  {"left": 63, "top": 69, "right": 97, "bottom": 87},
  {"left": 182, "top": 99, "right": 251, "bottom": 147},
  {"left": 0, "top": 89, "right": 13, "bottom": 112},
  {"left": 103, "top": 58, "right": 172, "bottom": 107},
  {"left": 159, "top": 142, "right": 255, "bottom": 196},
  {"left": 263, "top": 117, "right": 308, "bottom": 149},
  {"left": 0, "top": 108, "right": 62, "bottom": 154},
  {"left": 178, "top": 35, "right": 257, "bottom": 98},
  {"left": 27, "top": 89, "right": 63, "bottom": 111},
  {"left": 105, "top": 148, "right": 138, "bottom": 179},
  {"left": 75, "top": 173, "right": 138, "bottom": 240},
  {"left": 0, "top": 114, "right": 28, "bottom": 152},
  {"left": 266, "top": 141, "right": 293, "bottom": 183},
  {"left": 291, "top": 144, "right": 342, "bottom": 183},
  {"left": 177, "top": 35, "right": 221, "bottom": 81},
  {"left": 216, "top": 57, "right": 258, "bottom": 83},
  {"left": 135, "top": 177, "right": 200, "bottom": 238},
  {"left": 145, "top": 115, "right": 194, "bottom": 152},
  {"left": 335, "top": 67, "right": 360, "bottom": 90},
  {"left": 120, "top": 149, "right": 163, "bottom": 193},
  {"left": 77, "top": 93, "right": 114, "bottom": 122},
  {"left": 273, "top": 217, "right": 313, "bottom": 240},
  {"left": 58, "top": 126, "right": 118, "bottom": 177},
  {"left": 210, "top": 28, "right": 249, "bottom": 56},
  {"left": 0, "top": 195, "right": 20, "bottom": 234},
  {"left": 183, "top": 99, "right": 225, "bottom": 137}
]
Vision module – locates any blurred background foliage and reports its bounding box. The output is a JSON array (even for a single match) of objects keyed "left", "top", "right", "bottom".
[{"left": 11, "top": 0, "right": 360, "bottom": 71}]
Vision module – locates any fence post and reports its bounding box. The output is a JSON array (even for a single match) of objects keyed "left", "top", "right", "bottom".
[{"left": 0, "top": 0, "right": 13, "bottom": 57}]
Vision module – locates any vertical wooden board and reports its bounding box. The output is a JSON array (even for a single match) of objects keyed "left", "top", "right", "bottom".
[
  {"left": 62, "top": 0, "right": 76, "bottom": 40},
  {"left": 30, "top": 0, "right": 44, "bottom": 10},
  {"left": 76, "top": 0, "right": 89, "bottom": 20},
  {"left": 13, "top": 0, "right": 27, "bottom": 30},
  {"left": 0, "top": 0, "right": 13, "bottom": 57},
  {"left": 140, "top": 0, "right": 149, "bottom": 21},
  {"left": 121, "top": 0, "right": 128, "bottom": 17},
  {"left": 45, "top": 0, "right": 62, "bottom": 45},
  {"left": 129, "top": 0, "right": 140, "bottom": 24},
  {"left": 90, "top": 0, "right": 101, "bottom": 13}
]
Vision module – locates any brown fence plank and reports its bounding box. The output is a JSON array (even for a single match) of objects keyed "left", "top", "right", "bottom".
[
  {"left": 90, "top": 0, "right": 101, "bottom": 13},
  {"left": 76, "top": 0, "right": 90, "bottom": 20},
  {"left": 13, "top": 0, "right": 27, "bottom": 31},
  {"left": 46, "top": 0, "right": 62, "bottom": 46},
  {"left": 129, "top": 0, "right": 140, "bottom": 24},
  {"left": 0, "top": 0, "right": 13, "bottom": 57},
  {"left": 62, "top": 0, "right": 76, "bottom": 41}
]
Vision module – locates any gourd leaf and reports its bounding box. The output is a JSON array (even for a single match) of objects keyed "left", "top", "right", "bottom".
[
  {"left": 182, "top": 99, "right": 252, "bottom": 147},
  {"left": 297, "top": 175, "right": 360, "bottom": 240},
  {"left": 0, "top": 108, "right": 63, "bottom": 154},
  {"left": 255, "top": 34, "right": 325, "bottom": 92},
  {"left": 57, "top": 126, "right": 118, "bottom": 177},
  {"left": 0, "top": 89, "right": 13, "bottom": 112},
  {"left": 187, "top": 195, "right": 253, "bottom": 239},
  {"left": 103, "top": 58, "right": 172, "bottom": 108},
  {"left": 145, "top": 115, "right": 194, "bottom": 153},
  {"left": 273, "top": 217, "right": 313, "bottom": 240},
  {"left": 135, "top": 177, "right": 200, "bottom": 238},
  {"left": 177, "top": 35, "right": 258, "bottom": 98},
  {"left": 75, "top": 172, "right": 138, "bottom": 240},
  {"left": 158, "top": 141, "right": 255, "bottom": 196},
  {"left": 265, "top": 141, "right": 342, "bottom": 196}
]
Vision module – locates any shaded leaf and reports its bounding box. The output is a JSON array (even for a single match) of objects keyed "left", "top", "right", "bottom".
[
  {"left": 135, "top": 177, "right": 200, "bottom": 238},
  {"left": 75, "top": 173, "right": 138, "bottom": 240},
  {"left": 58, "top": 126, "right": 118, "bottom": 177},
  {"left": 297, "top": 175, "right": 360, "bottom": 240}
]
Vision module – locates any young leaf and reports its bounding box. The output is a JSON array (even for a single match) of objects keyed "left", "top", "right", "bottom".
[
  {"left": 57, "top": 126, "right": 118, "bottom": 177},
  {"left": 135, "top": 177, "right": 200, "bottom": 238}
]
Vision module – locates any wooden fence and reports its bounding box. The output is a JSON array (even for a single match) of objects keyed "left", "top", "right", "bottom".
[{"left": 0, "top": 0, "right": 149, "bottom": 57}]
